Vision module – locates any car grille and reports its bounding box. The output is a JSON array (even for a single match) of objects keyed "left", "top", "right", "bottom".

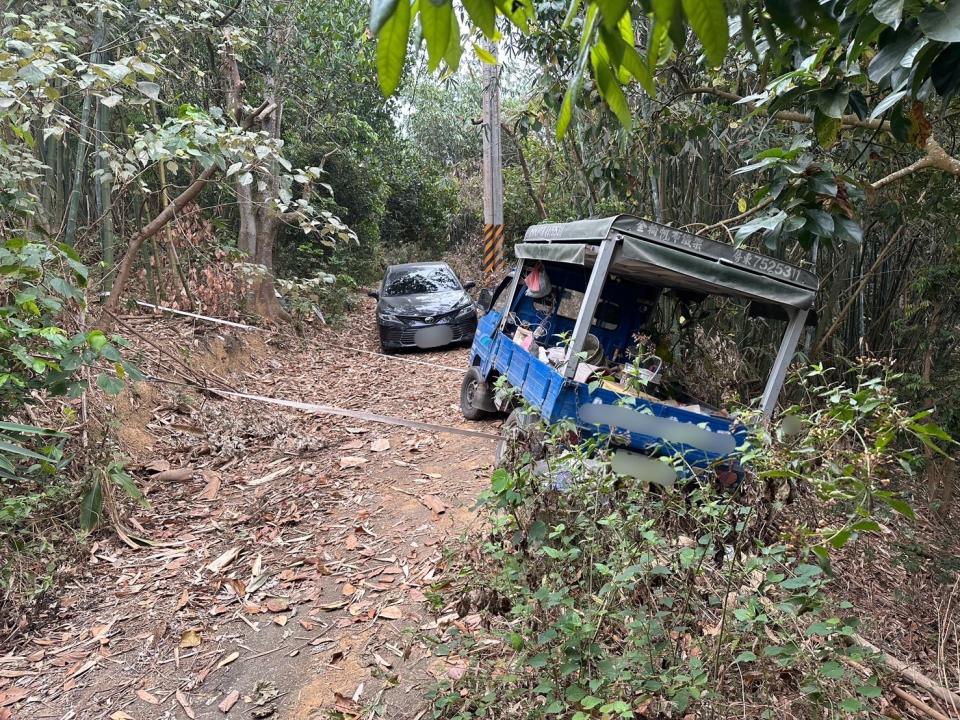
[{"left": 381, "top": 315, "right": 476, "bottom": 346}]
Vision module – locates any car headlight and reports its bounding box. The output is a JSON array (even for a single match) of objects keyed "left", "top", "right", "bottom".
[
  {"left": 455, "top": 304, "right": 476, "bottom": 320},
  {"left": 378, "top": 311, "right": 400, "bottom": 322}
]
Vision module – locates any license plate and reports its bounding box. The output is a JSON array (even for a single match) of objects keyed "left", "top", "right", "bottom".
[{"left": 414, "top": 326, "right": 453, "bottom": 349}]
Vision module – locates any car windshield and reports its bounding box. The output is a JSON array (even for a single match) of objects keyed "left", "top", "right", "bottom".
[{"left": 383, "top": 266, "right": 460, "bottom": 296}]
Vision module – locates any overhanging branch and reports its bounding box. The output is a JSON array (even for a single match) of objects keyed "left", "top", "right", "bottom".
[{"left": 680, "top": 86, "right": 960, "bottom": 195}]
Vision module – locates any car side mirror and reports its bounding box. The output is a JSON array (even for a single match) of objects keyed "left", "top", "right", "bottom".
[
  {"left": 366, "top": 290, "right": 379, "bottom": 299},
  {"left": 463, "top": 280, "right": 477, "bottom": 291},
  {"left": 478, "top": 288, "right": 493, "bottom": 312}
]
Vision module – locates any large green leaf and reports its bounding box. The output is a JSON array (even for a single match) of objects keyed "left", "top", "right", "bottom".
[
  {"left": 0, "top": 441, "right": 50, "bottom": 462},
  {"left": 919, "top": 0, "right": 960, "bottom": 42},
  {"left": 557, "top": 5, "right": 599, "bottom": 139},
  {"left": 652, "top": 0, "right": 678, "bottom": 24},
  {"left": 834, "top": 216, "right": 863, "bottom": 244},
  {"left": 376, "top": 0, "right": 411, "bottom": 96},
  {"left": 681, "top": 0, "right": 728, "bottom": 66},
  {"left": 619, "top": 43, "right": 654, "bottom": 95},
  {"left": 494, "top": 0, "right": 533, "bottom": 31},
  {"left": 420, "top": 0, "right": 452, "bottom": 72},
  {"left": 596, "top": 0, "right": 629, "bottom": 30},
  {"left": 591, "top": 46, "right": 632, "bottom": 129},
  {"left": 872, "top": 0, "right": 903, "bottom": 28},
  {"left": 444, "top": 10, "right": 463, "bottom": 72},
  {"left": 814, "top": 109, "right": 840, "bottom": 147},
  {"left": 80, "top": 478, "right": 103, "bottom": 531},
  {"left": 0, "top": 421, "right": 65, "bottom": 437},
  {"left": 462, "top": 0, "right": 496, "bottom": 38},
  {"left": 109, "top": 465, "right": 150, "bottom": 509},
  {"left": 868, "top": 29, "right": 920, "bottom": 83},
  {"left": 870, "top": 89, "right": 906, "bottom": 119},
  {"left": 646, "top": 18, "right": 672, "bottom": 70},
  {"left": 816, "top": 87, "right": 849, "bottom": 119},
  {"left": 370, "top": 0, "right": 400, "bottom": 33},
  {"left": 96, "top": 372, "right": 124, "bottom": 395}
]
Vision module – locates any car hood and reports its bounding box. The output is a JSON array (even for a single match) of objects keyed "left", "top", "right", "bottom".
[{"left": 379, "top": 290, "right": 471, "bottom": 316}]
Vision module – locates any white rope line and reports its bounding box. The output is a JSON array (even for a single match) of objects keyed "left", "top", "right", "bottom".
[
  {"left": 135, "top": 301, "right": 271, "bottom": 332},
  {"left": 209, "top": 388, "right": 501, "bottom": 441}
]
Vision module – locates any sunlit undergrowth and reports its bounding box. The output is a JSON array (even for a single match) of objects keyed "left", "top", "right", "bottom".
[{"left": 427, "top": 363, "right": 953, "bottom": 719}]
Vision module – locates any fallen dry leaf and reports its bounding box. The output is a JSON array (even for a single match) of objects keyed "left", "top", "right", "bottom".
[
  {"left": 420, "top": 495, "right": 447, "bottom": 515},
  {"left": 207, "top": 546, "right": 240, "bottom": 573},
  {"left": 248, "top": 465, "right": 292, "bottom": 487},
  {"left": 198, "top": 472, "right": 221, "bottom": 500},
  {"left": 333, "top": 692, "right": 361, "bottom": 717},
  {"left": 218, "top": 690, "right": 240, "bottom": 713},
  {"left": 136, "top": 689, "right": 160, "bottom": 705},
  {"left": 0, "top": 688, "right": 29, "bottom": 707},
  {"left": 273, "top": 615, "right": 289, "bottom": 626},
  {"left": 379, "top": 605, "right": 403, "bottom": 620},
  {"left": 144, "top": 458, "right": 170, "bottom": 472},
  {"left": 702, "top": 622, "right": 722, "bottom": 637},
  {"left": 370, "top": 438, "right": 391, "bottom": 452},
  {"left": 447, "top": 659, "right": 468, "bottom": 681},
  {"left": 265, "top": 598, "right": 289, "bottom": 613},
  {"left": 344, "top": 427, "right": 368, "bottom": 434},
  {"left": 342, "top": 583, "right": 356, "bottom": 596},
  {"left": 110, "top": 712, "right": 136, "bottom": 720},
  {"left": 153, "top": 467, "right": 194, "bottom": 482},
  {"left": 319, "top": 600, "right": 349, "bottom": 611},
  {"left": 345, "top": 534, "right": 359, "bottom": 550},
  {"left": 338, "top": 439, "right": 365, "bottom": 450},
  {"left": 339, "top": 456, "right": 368, "bottom": 469},
  {"left": 217, "top": 651, "right": 240, "bottom": 668},
  {"left": 176, "top": 690, "right": 196, "bottom": 719},
  {"left": 179, "top": 629, "right": 201, "bottom": 649},
  {"left": 174, "top": 589, "right": 189, "bottom": 612}
]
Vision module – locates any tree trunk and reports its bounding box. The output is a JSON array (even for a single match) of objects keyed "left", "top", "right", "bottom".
[{"left": 221, "top": 28, "right": 287, "bottom": 324}]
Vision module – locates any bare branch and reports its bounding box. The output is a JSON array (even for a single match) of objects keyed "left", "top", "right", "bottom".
[{"left": 869, "top": 137, "right": 960, "bottom": 190}]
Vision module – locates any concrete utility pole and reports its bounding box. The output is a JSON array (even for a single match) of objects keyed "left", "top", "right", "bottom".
[{"left": 481, "top": 43, "right": 504, "bottom": 277}]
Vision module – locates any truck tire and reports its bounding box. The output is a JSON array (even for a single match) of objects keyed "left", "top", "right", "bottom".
[{"left": 460, "top": 367, "right": 490, "bottom": 421}]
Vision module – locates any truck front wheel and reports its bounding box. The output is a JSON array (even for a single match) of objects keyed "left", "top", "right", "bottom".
[{"left": 460, "top": 367, "right": 491, "bottom": 421}]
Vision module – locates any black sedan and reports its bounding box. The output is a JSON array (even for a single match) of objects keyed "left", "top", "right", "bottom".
[{"left": 368, "top": 262, "right": 478, "bottom": 353}]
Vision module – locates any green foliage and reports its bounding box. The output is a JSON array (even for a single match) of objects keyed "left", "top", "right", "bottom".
[
  {"left": 374, "top": 0, "right": 960, "bottom": 251},
  {"left": 426, "top": 364, "right": 943, "bottom": 717},
  {"left": 733, "top": 140, "right": 864, "bottom": 250},
  {"left": 276, "top": 272, "right": 358, "bottom": 325},
  {"left": 0, "top": 238, "right": 136, "bottom": 425}
]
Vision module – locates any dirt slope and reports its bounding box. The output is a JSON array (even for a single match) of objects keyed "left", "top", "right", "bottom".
[{"left": 2, "top": 301, "right": 497, "bottom": 720}]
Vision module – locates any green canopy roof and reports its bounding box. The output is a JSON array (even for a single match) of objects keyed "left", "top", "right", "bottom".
[{"left": 517, "top": 215, "right": 819, "bottom": 312}]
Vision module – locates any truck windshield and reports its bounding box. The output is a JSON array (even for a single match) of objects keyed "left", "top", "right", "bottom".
[{"left": 384, "top": 266, "right": 460, "bottom": 296}]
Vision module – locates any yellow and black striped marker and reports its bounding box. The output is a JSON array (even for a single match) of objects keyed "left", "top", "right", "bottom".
[{"left": 483, "top": 223, "right": 504, "bottom": 275}]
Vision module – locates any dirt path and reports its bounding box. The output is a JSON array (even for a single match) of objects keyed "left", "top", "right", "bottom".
[{"left": 3, "top": 302, "right": 498, "bottom": 720}]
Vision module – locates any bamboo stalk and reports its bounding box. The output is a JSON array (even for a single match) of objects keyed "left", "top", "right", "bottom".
[
  {"left": 891, "top": 686, "right": 952, "bottom": 720},
  {"left": 852, "top": 633, "right": 960, "bottom": 716}
]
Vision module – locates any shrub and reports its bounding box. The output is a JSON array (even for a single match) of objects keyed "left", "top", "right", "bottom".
[{"left": 427, "top": 363, "right": 953, "bottom": 718}]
